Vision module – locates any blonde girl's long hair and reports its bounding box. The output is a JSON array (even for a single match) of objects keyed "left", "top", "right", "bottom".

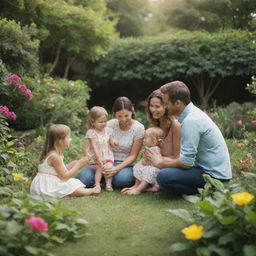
[
  {"left": 146, "top": 89, "right": 173, "bottom": 131},
  {"left": 87, "top": 106, "right": 108, "bottom": 129},
  {"left": 40, "top": 124, "right": 71, "bottom": 162}
]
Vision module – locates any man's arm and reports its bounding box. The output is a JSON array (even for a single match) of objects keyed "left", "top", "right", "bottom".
[{"left": 145, "top": 148, "right": 191, "bottom": 169}]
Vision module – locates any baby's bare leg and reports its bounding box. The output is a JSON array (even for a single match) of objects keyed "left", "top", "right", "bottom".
[
  {"left": 125, "top": 180, "right": 150, "bottom": 195},
  {"left": 121, "top": 179, "right": 140, "bottom": 194}
]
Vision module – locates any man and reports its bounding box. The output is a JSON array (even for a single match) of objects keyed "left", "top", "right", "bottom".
[{"left": 145, "top": 81, "right": 232, "bottom": 194}]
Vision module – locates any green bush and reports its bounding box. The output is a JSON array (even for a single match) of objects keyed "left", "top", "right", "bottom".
[
  {"left": 169, "top": 174, "right": 256, "bottom": 256},
  {"left": 0, "top": 190, "right": 88, "bottom": 256},
  {"left": 209, "top": 102, "right": 256, "bottom": 139},
  {"left": 0, "top": 18, "right": 39, "bottom": 76},
  {"left": 9, "top": 76, "right": 90, "bottom": 131},
  {"left": 246, "top": 76, "right": 256, "bottom": 96},
  {"left": 92, "top": 30, "right": 256, "bottom": 106}
]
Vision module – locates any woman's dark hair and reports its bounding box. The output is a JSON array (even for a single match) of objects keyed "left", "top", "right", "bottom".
[
  {"left": 146, "top": 89, "right": 173, "bottom": 130},
  {"left": 112, "top": 96, "right": 136, "bottom": 119}
]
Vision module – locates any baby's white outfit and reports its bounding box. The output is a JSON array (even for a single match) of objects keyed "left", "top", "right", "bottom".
[
  {"left": 30, "top": 154, "right": 85, "bottom": 198},
  {"left": 133, "top": 146, "right": 161, "bottom": 185}
]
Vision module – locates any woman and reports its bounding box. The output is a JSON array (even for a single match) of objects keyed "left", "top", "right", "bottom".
[
  {"left": 121, "top": 90, "right": 180, "bottom": 194},
  {"left": 146, "top": 89, "right": 180, "bottom": 158},
  {"left": 77, "top": 97, "right": 145, "bottom": 188}
]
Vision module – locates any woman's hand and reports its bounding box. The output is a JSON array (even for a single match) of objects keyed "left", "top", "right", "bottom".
[
  {"left": 102, "top": 165, "right": 118, "bottom": 178},
  {"left": 144, "top": 148, "right": 163, "bottom": 168}
]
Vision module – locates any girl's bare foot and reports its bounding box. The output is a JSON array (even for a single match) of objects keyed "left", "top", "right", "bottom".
[{"left": 105, "top": 184, "right": 114, "bottom": 192}]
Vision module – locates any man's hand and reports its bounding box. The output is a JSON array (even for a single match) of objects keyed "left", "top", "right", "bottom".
[{"left": 144, "top": 147, "right": 163, "bottom": 168}]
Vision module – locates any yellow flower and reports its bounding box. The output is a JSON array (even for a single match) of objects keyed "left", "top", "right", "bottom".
[
  {"left": 181, "top": 224, "right": 203, "bottom": 240},
  {"left": 12, "top": 173, "right": 24, "bottom": 181},
  {"left": 231, "top": 192, "right": 255, "bottom": 206}
]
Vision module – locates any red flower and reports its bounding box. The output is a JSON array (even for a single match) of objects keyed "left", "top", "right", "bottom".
[{"left": 26, "top": 216, "right": 48, "bottom": 232}]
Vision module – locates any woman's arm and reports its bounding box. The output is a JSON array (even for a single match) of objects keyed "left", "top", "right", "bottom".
[
  {"left": 102, "top": 138, "right": 143, "bottom": 177},
  {"left": 49, "top": 154, "right": 89, "bottom": 181}
]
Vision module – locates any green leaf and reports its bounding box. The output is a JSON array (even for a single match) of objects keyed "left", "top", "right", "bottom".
[
  {"left": 247, "top": 211, "right": 256, "bottom": 225},
  {"left": 196, "top": 247, "right": 211, "bottom": 256},
  {"left": 25, "top": 246, "right": 40, "bottom": 255},
  {"left": 203, "top": 227, "right": 221, "bottom": 238},
  {"left": 218, "top": 232, "right": 236, "bottom": 245},
  {"left": 169, "top": 242, "right": 190, "bottom": 252},
  {"left": 243, "top": 245, "right": 256, "bottom": 256},
  {"left": 166, "top": 209, "right": 194, "bottom": 222},
  {"left": 183, "top": 194, "right": 200, "bottom": 204},
  {"left": 219, "top": 216, "right": 237, "bottom": 225},
  {"left": 211, "top": 247, "right": 232, "bottom": 256},
  {"left": 196, "top": 201, "right": 216, "bottom": 213},
  {"left": 75, "top": 218, "right": 88, "bottom": 225},
  {"left": 6, "top": 220, "right": 23, "bottom": 235},
  {"left": 55, "top": 223, "right": 71, "bottom": 231}
]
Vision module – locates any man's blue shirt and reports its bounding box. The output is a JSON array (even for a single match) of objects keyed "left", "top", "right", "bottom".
[{"left": 178, "top": 103, "right": 232, "bottom": 180}]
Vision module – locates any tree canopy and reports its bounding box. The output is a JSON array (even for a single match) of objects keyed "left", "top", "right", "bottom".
[{"left": 0, "top": 0, "right": 117, "bottom": 78}]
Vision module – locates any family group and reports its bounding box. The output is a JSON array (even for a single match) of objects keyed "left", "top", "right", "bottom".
[{"left": 30, "top": 81, "right": 232, "bottom": 198}]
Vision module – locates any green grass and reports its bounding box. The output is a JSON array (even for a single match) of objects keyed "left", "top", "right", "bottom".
[{"left": 51, "top": 190, "right": 192, "bottom": 256}]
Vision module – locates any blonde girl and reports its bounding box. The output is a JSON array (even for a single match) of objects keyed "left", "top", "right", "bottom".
[
  {"left": 30, "top": 124, "right": 100, "bottom": 198},
  {"left": 84, "top": 106, "right": 116, "bottom": 192},
  {"left": 121, "top": 127, "right": 165, "bottom": 195}
]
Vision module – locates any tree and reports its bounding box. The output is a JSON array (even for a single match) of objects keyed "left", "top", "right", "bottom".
[
  {"left": 0, "top": 18, "right": 39, "bottom": 76},
  {"left": 147, "top": 0, "right": 256, "bottom": 33},
  {"left": 0, "top": 0, "right": 117, "bottom": 78},
  {"left": 106, "top": 0, "right": 150, "bottom": 37}
]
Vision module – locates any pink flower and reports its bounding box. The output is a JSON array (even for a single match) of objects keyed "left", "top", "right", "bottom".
[
  {"left": 235, "top": 120, "right": 243, "bottom": 126},
  {"left": 26, "top": 216, "right": 48, "bottom": 232},
  {"left": 16, "top": 84, "right": 33, "bottom": 99},
  {"left": 24, "top": 89, "right": 33, "bottom": 100},
  {"left": 251, "top": 120, "right": 256, "bottom": 125},
  {"left": 17, "top": 84, "right": 27, "bottom": 92},
  {"left": 0, "top": 105, "right": 16, "bottom": 120},
  {"left": 7, "top": 74, "right": 21, "bottom": 85}
]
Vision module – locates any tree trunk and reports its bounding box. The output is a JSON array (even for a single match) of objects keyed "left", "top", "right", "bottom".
[
  {"left": 48, "top": 44, "right": 61, "bottom": 75},
  {"left": 191, "top": 74, "right": 223, "bottom": 108},
  {"left": 63, "top": 54, "right": 77, "bottom": 79}
]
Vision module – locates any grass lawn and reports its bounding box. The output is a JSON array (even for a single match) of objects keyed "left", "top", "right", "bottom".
[{"left": 51, "top": 190, "right": 192, "bottom": 256}]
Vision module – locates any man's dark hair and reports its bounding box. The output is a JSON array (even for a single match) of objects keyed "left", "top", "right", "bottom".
[{"left": 160, "top": 81, "right": 191, "bottom": 105}]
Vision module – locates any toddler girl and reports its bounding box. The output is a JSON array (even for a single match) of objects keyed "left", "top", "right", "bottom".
[
  {"left": 30, "top": 124, "right": 100, "bottom": 198},
  {"left": 85, "top": 106, "right": 116, "bottom": 192},
  {"left": 121, "top": 127, "right": 165, "bottom": 195}
]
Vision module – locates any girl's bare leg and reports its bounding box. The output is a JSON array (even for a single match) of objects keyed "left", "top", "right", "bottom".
[
  {"left": 94, "top": 167, "right": 102, "bottom": 191},
  {"left": 124, "top": 180, "right": 150, "bottom": 195},
  {"left": 121, "top": 179, "right": 140, "bottom": 194},
  {"left": 105, "top": 176, "right": 114, "bottom": 191},
  {"left": 68, "top": 186, "right": 101, "bottom": 197}
]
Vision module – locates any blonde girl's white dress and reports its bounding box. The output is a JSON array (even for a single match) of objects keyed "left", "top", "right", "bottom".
[
  {"left": 133, "top": 146, "right": 161, "bottom": 185},
  {"left": 30, "top": 154, "right": 85, "bottom": 198}
]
